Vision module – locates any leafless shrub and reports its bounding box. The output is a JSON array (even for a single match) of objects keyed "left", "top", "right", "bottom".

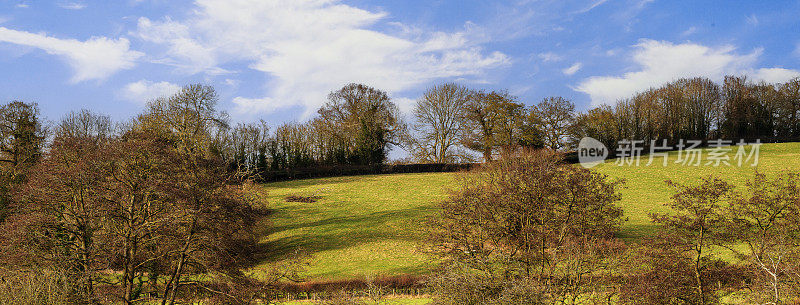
[
  {"left": 425, "top": 149, "right": 625, "bottom": 304},
  {"left": 0, "top": 267, "right": 73, "bottom": 305}
]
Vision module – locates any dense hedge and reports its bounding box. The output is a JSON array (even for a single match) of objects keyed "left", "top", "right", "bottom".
[{"left": 257, "top": 163, "right": 475, "bottom": 182}]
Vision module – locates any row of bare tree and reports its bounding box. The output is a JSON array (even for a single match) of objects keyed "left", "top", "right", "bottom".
[
  {"left": 575, "top": 76, "right": 800, "bottom": 150},
  {"left": 407, "top": 76, "right": 800, "bottom": 163},
  {"left": 197, "top": 75, "right": 800, "bottom": 175},
  {"left": 211, "top": 83, "right": 405, "bottom": 179}
]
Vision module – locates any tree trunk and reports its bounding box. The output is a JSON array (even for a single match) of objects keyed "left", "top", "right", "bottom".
[
  {"left": 122, "top": 201, "right": 136, "bottom": 305},
  {"left": 694, "top": 227, "right": 706, "bottom": 304},
  {"left": 483, "top": 148, "right": 492, "bottom": 162},
  {"left": 162, "top": 219, "right": 196, "bottom": 305}
]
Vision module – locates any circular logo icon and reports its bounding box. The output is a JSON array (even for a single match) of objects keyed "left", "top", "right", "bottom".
[{"left": 577, "top": 137, "right": 608, "bottom": 168}]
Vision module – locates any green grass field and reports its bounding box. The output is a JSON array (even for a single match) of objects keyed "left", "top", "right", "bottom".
[
  {"left": 593, "top": 142, "right": 800, "bottom": 241},
  {"left": 254, "top": 172, "right": 454, "bottom": 280},
  {"left": 254, "top": 142, "right": 800, "bottom": 282}
]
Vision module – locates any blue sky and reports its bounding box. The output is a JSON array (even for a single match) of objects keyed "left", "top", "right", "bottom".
[{"left": 1, "top": 0, "right": 799, "bottom": 126}]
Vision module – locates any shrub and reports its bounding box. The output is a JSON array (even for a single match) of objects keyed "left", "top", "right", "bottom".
[
  {"left": 425, "top": 149, "right": 625, "bottom": 304},
  {"left": 618, "top": 235, "right": 747, "bottom": 305},
  {"left": 0, "top": 267, "right": 73, "bottom": 305}
]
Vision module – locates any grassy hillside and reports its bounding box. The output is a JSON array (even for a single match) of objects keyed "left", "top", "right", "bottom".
[
  {"left": 254, "top": 172, "right": 455, "bottom": 280},
  {"left": 254, "top": 142, "right": 800, "bottom": 281},
  {"left": 592, "top": 142, "right": 800, "bottom": 241}
]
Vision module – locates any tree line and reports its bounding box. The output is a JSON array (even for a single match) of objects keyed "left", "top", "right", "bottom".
[
  {"left": 575, "top": 76, "right": 800, "bottom": 151},
  {"left": 49, "top": 75, "right": 792, "bottom": 183},
  {"left": 408, "top": 76, "right": 800, "bottom": 163},
  {"left": 213, "top": 83, "right": 404, "bottom": 179}
]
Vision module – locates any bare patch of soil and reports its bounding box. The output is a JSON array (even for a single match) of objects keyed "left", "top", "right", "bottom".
[{"left": 284, "top": 195, "right": 322, "bottom": 203}]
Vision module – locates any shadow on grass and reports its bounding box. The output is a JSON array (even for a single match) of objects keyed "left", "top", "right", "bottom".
[
  {"left": 262, "top": 176, "right": 365, "bottom": 190},
  {"left": 258, "top": 204, "right": 437, "bottom": 262},
  {"left": 618, "top": 222, "right": 662, "bottom": 243}
]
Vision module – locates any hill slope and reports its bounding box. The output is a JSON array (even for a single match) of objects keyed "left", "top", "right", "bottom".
[
  {"left": 255, "top": 172, "right": 454, "bottom": 280},
  {"left": 254, "top": 142, "right": 800, "bottom": 280},
  {"left": 593, "top": 142, "right": 800, "bottom": 241}
]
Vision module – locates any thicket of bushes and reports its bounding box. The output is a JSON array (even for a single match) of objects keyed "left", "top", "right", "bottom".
[
  {"left": 0, "top": 85, "right": 304, "bottom": 304},
  {"left": 423, "top": 150, "right": 800, "bottom": 304}
]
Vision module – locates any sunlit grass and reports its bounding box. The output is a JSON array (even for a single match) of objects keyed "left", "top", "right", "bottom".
[
  {"left": 593, "top": 142, "right": 800, "bottom": 242},
  {"left": 254, "top": 172, "right": 455, "bottom": 280}
]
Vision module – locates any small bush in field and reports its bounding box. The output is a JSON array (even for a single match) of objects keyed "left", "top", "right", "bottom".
[
  {"left": 425, "top": 149, "right": 625, "bottom": 304},
  {"left": 618, "top": 234, "right": 747, "bottom": 305},
  {"left": 726, "top": 172, "right": 800, "bottom": 304}
]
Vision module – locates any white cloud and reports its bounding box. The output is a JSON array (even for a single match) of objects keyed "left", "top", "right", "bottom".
[
  {"left": 391, "top": 97, "right": 417, "bottom": 115},
  {"left": 746, "top": 14, "right": 759, "bottom": 26},
  {"left": 795, "top": 43, "right": 800, "bottom": 58},
  {"left": 538, "top": 52, "right": 563, "bottom": 62},
  {"left": 681, "top": 26, "right": 697, "bottom": 37},
  {"left": 576, "top": 39, "right": 800, "bottom": 106},
  {"left": 231, "top": 97, "right": 279, "bottom": 114},
  {"left": 753, "top": 68, "right": 800, "bottom": 84},
  {"left": 605, "top": 48, "right": 620, "bottom": 56},
  {"left": 135, "top": 0, "right": 509, "bottom": 117},
  {"left": 223, "top": 78, "right": 240, "bottom": 87},
  {"left": 563, "top": 62, "right": 582, "bottom": 75},
  {"left": 576, "top": 0, "right": 608, "bottom": 14},
  {"left": 120, "top": 80, "right": 181, "bottom": 104},
  {"left": 58, "top": 2, "right": 86, "bottom": 10},
  {"left": 0, "top": 27, "right": 143, "bottom": 82},
  {"left": 15, "top": 4, "right": 29, "bottom": 8}
]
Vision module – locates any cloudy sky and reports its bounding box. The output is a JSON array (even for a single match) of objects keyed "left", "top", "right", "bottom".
[{"left": 1, "top": 0, "right": 799, "bottom": 124}]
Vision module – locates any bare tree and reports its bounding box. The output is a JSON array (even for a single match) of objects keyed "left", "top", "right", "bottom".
[
  {"left": 0, "top": 101, "right": 45, "bottom": 222},
  {"left": 532, "top": 96, "right": 576, "bottom": 150},
  {"left": 571, "top": 105, "right": 618, "bottom": 151},
  {"left": 138, "top": 84, "right": 229, "bottom": 156},
  {"left": 319, "top": 83, "right": 404, "bottom": 164},
  {"left": 681, "top": 78, "right": 721, "bottom": 140},
  {"left": 426, "top": 150, "right": 625, "bottom": 304},
  {"left": 11, "top": 135, "right": 108, "bottom": 301},
  {"left": 778, "top": 77, "right": 800, "bottom": 139},
  {"left": 55, "top": 109, "right": 114, "bottom": 142},
  {"left": 460, "top": 90, "right": 527, "bottom": 161},
  {"left": 214, "top": 121, "right": 271, "bottom": 178},
  {"left": 137, "top": 85, "right": 252, "bottom": 305},
  {"left": 726, "top": 172, "right": 800, "bottom": 303},
  {"left": 99, "top": 133, "right": 178, "bottom": 304},
  {"left": 407, "top": 83, "right": 472, "bottom": 163},
  {"left": 649, "top": 177, "right": 735, "bottom": 304}
]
